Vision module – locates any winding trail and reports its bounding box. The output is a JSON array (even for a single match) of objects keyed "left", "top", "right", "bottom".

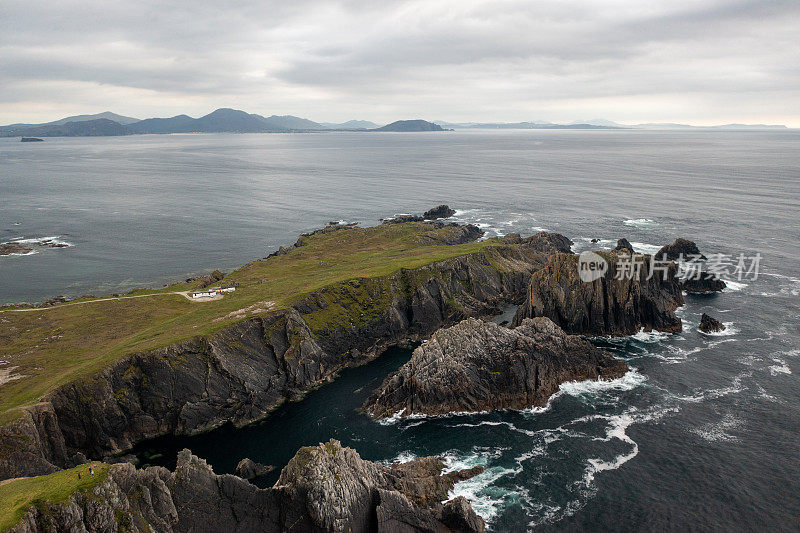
[{"left": 0, "top": 290, "right": 203, "bottom": 313}]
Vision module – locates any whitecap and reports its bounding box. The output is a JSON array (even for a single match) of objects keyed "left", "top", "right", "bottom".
[
  {"left": 629, "top": 242, "right": 663, "bottom": 255},
  {"left": 582, "top": 414, "right": 638, "bottom": 485},
  {"left": 558, "top": 370, "right": 646, "bottom": 396},
  {"left": 691, "top": 414, "right": 742, "bottom": 442},
  {"left": 723, "top": 280, "right": 747, "bottom": 292},
  {"left": 623, "top": 218, "right": 657, "bottom": 229},
  {"left": 377, "top": 408, "right": 406, "bottom": 425},
  {"left": 385, "top": 451, "right": 417, "bottom": 465},
  {"left": 631, "top": 329, "right": 673, "bottom": 343},
  {"left": 446, "top": 459, "right": 519, "bottom": 522},
  {"left": 768, "top": 358, "right": 791, "bottom": 376}
]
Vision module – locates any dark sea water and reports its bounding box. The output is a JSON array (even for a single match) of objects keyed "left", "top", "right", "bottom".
[{"left": 2, "top": 130, "right": 799, "bottom": 531}]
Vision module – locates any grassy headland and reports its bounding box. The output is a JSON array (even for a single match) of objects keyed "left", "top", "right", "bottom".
[
  {"left": 0, "top": 222, "right": 498, "bottom": 424},
  {"left": 0, "top": 462, "right": 109, "bottom": 531}
]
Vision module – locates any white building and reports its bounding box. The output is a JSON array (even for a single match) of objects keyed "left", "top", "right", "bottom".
[{"left": 191, "top": 286, "right": 236, "bottom": 299}]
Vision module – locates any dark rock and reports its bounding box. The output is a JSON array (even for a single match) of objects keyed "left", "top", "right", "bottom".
[
  {"left": 590, "top": 238, "right": 600, "bottom": 243},
  {"left": 513, "top": 252, "right": 684, "bottom": 336},
  {"left": 699, "top": 313, "right": 726, "bottom": 333},
  {"left": 441, "top": 496, "right": 485, "bottom": 533},
  {"left": 188, "top": 269, "right": 225, "bottom": 288},
  {"left": 681, "top": 272, "right": 727, "bottom": 293},
  {"left": 614, "top": 238, "right": 635, "bottom": 253},
  {"left": 383, "top": 214, "right": 425, "bottom": 224},
  {"left": 0, "top": 242, "right": 33, "bottom": 256},
  {"left": 20, "top": 137, "right": 44, "bottom": 142},
  {"left": 520, "top": 232, "right": 574, "bottom": 254},
  {"left": 40, "top": 295, "right": 69, "bottom": 307},
  {"left": 9, "top": 442, "right": 485, "bottom": 532},
  {"left": 657, "top": 238, "right": 706, "bottom": 261},
  {"left": 234, "top": 457, "right": 273, "bottom": 480},
  {"left": 364, "top": 317, "right": 627, "bottom": 418},
  {"left": 423, "top": 205, "right": 456, "bottom": 220}
]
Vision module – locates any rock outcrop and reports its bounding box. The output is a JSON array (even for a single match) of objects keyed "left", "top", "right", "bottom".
[
  {"left": 1, "top": 230, "right": 566, "bottom": 479},
  {"left": 235, "top": 457, "right": 274, "bottom": 480},
  {"left": 614, "top": 238, "right": 635, "bottom": 253},
  {"left": 657, "top": 238, "right": 706, "bottom": 261},
  {"left": 10, "top": 442, "right": 484, "bottom": 533},
  {"left": 423, "top": 205, "right": 456, "bottom": 220},
  {"left": 698, "top": 313, "right": 726, "bottom": 333},
  {"left": 681, "top": 273, "right": 727, "bottom": 293},
  {"left": 364, "top": 317, "right": 628, "bottom": 418},
  {"left": 656, "top": 238, "right": 725, "bottom": 293},
  {"left": 0, "top": 242, "right": 33, "bottom": 256},
  {"left": 513, "top": 252, "right": 684, "bottom": 336}
]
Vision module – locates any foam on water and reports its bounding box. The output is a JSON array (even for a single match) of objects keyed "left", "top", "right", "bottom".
[
  {"left": 583, "top": 413, "right": 638, "bottom": 485},
  {"left": 629, "top": 242, "right": 663, "bottom": 255},
  {"left": 691, "top": 414, "right": 743, "bottom": 442},
  {"left": 623, "top": 218, "right": 657, "bottom": 229},
  {"left": 700, "top": 322, "right": 739, "bottom": 336},
  {"left": 559, "top": 369, "right": 646, "bottom": 397},
  {"left": 723, "top": 280, "right": 748, "bottom": 292},
  {"left": 768, "top": 358, "right": 791, "bottom": 376}
]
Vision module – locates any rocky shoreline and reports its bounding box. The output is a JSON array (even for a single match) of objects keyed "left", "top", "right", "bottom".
[
  {"left": 10, "top": 441, "right": 485, "bottom": 533},
  {"left": 0, "top": 209, "right": 724, "bottom": 532}
]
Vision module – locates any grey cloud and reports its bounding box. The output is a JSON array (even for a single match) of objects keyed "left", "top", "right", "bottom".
[{"left": 0, "top": 0, "right": 798, "bottom": 124}]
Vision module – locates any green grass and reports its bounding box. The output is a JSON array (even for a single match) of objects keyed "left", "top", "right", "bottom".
[
  {"left": 0, "top": 222, "right": 499, "bottom": 424},
  {"left": 0, "top": 462, "right": 109, "bottom": 531}
]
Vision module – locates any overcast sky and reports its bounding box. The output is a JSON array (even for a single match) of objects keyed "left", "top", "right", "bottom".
[{"left": 1, "top": 0, "right": 798, "bottom": 126}]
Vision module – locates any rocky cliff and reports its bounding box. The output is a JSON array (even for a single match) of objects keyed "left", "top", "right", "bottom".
[
  {"left": 1, "top": 233, "right": 562, "bottom": 480},
  {"left": 513, "top": 252, "right": 684, "bottom": 335},
  {"left": 364, "top": 317, "right": 628, "bottom": 418},
  {"left": 10, "top": 441, "right": 484, "bottom": 533}
]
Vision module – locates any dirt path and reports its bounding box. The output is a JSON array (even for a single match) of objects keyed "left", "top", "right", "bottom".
[{"left": 0, "top": 290, "right": 200, "bottom": 313}]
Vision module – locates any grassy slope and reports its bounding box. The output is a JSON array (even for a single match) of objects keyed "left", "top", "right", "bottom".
[
  {"left": 0, "top": 462, "right": 109, "bottom": 531},
  {"left": 0, "top": 222, "right": 497, "bottom": 424}
]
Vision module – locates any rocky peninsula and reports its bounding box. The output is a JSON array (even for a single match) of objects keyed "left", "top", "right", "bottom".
[{"left": 364, "top": 317, "right": 628, "bottom": 418}]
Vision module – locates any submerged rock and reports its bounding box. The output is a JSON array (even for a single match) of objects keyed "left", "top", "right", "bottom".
[
  {"left": 235, "top": 457, "right": 273, "bottom": 480},
  {"left": 0, "top": 242, "right": 33, "bottom": 256},
  {"left": 699, "top": 313, "right": 726, "bottom": 333},
  {"left": 363, "top": 317, "right": 627, "bottom": 418},
  {"left": 513, "top": 252, "right": 684, "bottom": 336}
]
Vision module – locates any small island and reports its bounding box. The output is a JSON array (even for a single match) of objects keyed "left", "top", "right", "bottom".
[{"left": 20, "top": 137, "right": 44, "bottom": 142}]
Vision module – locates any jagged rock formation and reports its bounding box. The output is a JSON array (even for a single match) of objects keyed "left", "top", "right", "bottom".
[
  {"left": 235, "top": 457, "right": 274, "bottom": 480},
  {"left": 656, "top": 238, "right": 725, "bottom": 293},
  {"left": 10, "top": 442, "right": 484, "bottom": 533},
  {"left": 681, "top": 273, "right": 727, "bottom": 293},
  {"left": 1, "top": 230, "right": 566, "bottom": 479},
  {"left": 615, "top": 238, "right": 635, "bottom": 253},
  {"left": 497, "top": 232, "right": 573, "bottom": 254},
  {"left": 698, "top": 313, "right": 726, "bottom": 333},
  {"left": 423, "top": 205, "right": 456, "bottom": 220},
  {"left": 364, "top": 317, "right": 627, "bottom": 418},
  {"left": 513, "top": 252, "right": 684, "bottom": 336},
  {"left": 657, "top": 238, "right": 706, "bottom": 260}
]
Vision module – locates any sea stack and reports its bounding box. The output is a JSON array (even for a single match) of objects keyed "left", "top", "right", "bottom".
[
  {"left": 364, "top": 317, "right": 628, "bottom": 418},
  {"left": 699, "top": 313, "right": 726, "bottom": 333}
]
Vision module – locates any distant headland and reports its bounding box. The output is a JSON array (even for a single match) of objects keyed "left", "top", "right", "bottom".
[{"left": 0, "top": 108, "right": 788, "bottom": 138}]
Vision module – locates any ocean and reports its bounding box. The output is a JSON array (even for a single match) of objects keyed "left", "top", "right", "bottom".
[{"left": 2, "top": 130, "right": 799, "bottom": 531}]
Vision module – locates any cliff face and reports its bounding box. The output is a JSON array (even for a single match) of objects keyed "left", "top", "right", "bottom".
[
  {"left": 1, "top": 238, "right": 559, "bottom": 479},
  {"left": 363, "top": 317, "right": 628, "bottom": 418},
  {"left": 513, "top": 252, "right": 684, "bottom": 336},
  {"left": 10, "top": 441, "right": 484, "bottom": 533}
]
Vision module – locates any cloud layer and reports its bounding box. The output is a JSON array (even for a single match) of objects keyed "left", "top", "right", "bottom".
[{"left": 1, "top": 0, "right": 798, "bottom": 125}]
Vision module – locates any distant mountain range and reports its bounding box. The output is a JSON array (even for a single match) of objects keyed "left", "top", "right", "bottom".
[{"left": 0, "top": 110, "right": 788, "bottom": 138}]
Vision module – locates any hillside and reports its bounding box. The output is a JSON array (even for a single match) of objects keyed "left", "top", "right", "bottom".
[
  {"left": 373, "top": 119, "right": 446, "bottom": 132},
  {"left": 0, "top": 221, "right": 500, "bottom": 425},
  {"left": 0, "top": 118, "right": 134, "bottom": 138}
]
